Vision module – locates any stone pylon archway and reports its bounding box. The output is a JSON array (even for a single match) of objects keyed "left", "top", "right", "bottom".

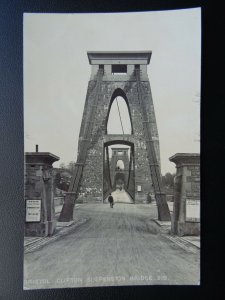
[{"left": 59, "top": 51, "right": 170, "bottom": 222}]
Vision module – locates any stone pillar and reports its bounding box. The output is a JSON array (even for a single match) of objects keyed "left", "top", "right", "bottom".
[
  {"left": 25, "top": 151, "right": 59, "bottom": 237},
  {"left": 169, "top": 153, "right": 200, "bottom": 236}
]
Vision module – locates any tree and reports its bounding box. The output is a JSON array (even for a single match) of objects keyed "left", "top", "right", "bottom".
[
  {"left": 59, "top": 162, "right": 66, "bottom": 169},
  {"left": 67, "top": 161, "right": 76, "bottom": 174},
  {"left": 162, "top": 172, "right": 175, "bottom": 188},
  {"left": 54, "top": 172, "right": 61, "bottom": 187},
  {"left": 54, "top": 162, "right": 74, "bottom": 191}
]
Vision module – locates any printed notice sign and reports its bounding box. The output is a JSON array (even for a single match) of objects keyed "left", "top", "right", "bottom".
[
  {"left": 186, "top": 199, "right": 200, "bottom": 222},
  {"left": 26, "top": 200, "right": 41, "bottom": 222},
  {"left": 137, "top": 185, "right": 142, "bottom": 192}
]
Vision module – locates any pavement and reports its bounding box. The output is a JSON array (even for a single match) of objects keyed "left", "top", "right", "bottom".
[
  {"left": 24, "top": 201, "right": 200, "bottom": 289},
  {"left": 152, "top": 202, "right": 200, "bottom": 249},
  {"left": 24, "top": 204, "right": 84, "bottom": 253},
  {"left": 180, "top": 236, "right": 200, "bottom": 248}
]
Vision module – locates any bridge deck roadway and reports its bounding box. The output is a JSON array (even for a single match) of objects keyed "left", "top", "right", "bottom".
[
  {"left": 112, "top": 189, "right": 133, "bottom": 203},
  {"left": 24, "top": 203, "right": 200, "bottom": 289}
]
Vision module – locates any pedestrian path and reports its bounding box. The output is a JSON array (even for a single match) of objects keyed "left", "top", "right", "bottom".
[
  {"left": 153, "top": 218, "right": 200, "bottom": 250},
  {"left": 181, "top": 236, "right": 200, "bottom": 249},
  {"left": 24, "top": 217, "right": 88, "bottom": 253},
  {"left": 24, "top": 203, "right": 82, "bottom": 252}
]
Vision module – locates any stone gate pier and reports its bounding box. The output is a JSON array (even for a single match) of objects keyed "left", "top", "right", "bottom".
[
  {"left": 169, "top": 153, "right": 200, "bottom": 236},
  {"left": 25, "top": 147, "right": 59, "bottom": 237}
]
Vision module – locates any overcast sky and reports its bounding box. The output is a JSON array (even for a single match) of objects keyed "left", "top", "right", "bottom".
[{"left": 24, "top": 8, "right": 201, "bottom": 174}]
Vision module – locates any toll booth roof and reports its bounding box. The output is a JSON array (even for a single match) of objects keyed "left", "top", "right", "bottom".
[{"left": 25, "top": 152, "right": 60, "bottom": 165}]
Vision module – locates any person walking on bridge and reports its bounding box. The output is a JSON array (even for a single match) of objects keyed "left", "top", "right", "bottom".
[{"left": 108, "top": 193, "right": 114, "bottom": 208}]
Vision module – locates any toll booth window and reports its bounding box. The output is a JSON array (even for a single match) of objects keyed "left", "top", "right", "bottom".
[{"left": 112, "top": 65, "right": 127, "bottom": 75}]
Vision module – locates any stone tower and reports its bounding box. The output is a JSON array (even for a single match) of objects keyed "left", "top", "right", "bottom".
[{"left": 59, "top": 51, "right": 170, "bottom": 222}]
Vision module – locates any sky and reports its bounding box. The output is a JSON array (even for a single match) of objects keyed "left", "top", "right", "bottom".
[{"left": 24, "top": 8, "right": 201, "bottom": 174}]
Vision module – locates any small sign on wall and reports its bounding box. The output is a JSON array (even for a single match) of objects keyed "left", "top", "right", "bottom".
[
  {"left": 186, "top": 199, "right": 200, "bottom": 222},
  {"left": 137, "top": 185, "right": 142, "bottom": 192},
  {"left": 26, "top": 199, "right": 41, "bottom": 222}
]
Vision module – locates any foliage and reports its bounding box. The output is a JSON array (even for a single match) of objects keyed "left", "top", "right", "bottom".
[
  {"left": 162, "top": 172, "right": 175, "bottom": 188},
  {"left": 54, "top": 161, "right": 75, "bottom": 191}
]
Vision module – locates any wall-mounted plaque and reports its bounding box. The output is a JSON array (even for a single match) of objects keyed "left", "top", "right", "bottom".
[
  {"left": 186, "top": 199, "right": 200, "bottom": 222},
  {"left": 26, "top": 199, "right": 41, "bottom": 222},
  {"left": 137, "top": 185, "right": 142, "bottom": 192}
]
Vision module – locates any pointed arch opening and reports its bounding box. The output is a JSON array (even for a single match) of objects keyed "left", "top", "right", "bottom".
[{"left": 105, "top": 88, "right": 134, "bottom": 135}]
